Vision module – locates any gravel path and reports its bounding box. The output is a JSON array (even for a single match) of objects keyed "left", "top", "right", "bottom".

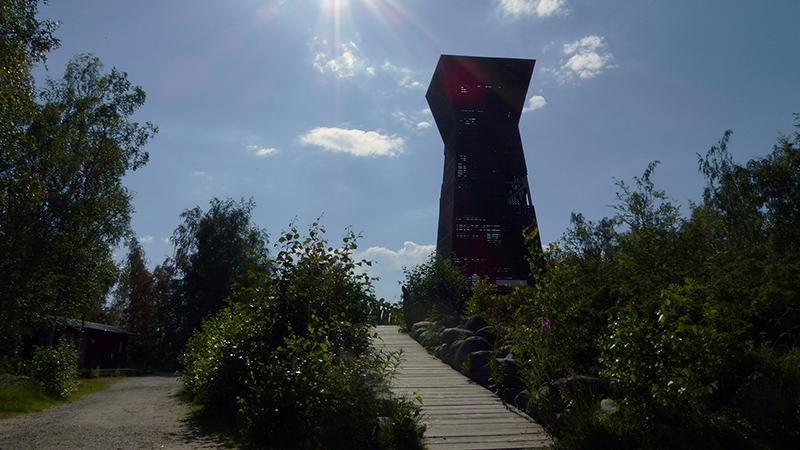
[{"left": 0, "top": 374, "right": 232, "bottom": 450}]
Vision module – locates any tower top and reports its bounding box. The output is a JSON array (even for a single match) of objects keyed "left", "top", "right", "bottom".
[{"left": 426, "top": 55, "right": 535, "bottom": 142}]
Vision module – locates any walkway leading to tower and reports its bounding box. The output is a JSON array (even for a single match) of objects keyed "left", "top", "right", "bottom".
[{"left": 372, "top": 325, "right": 553, "bottom": 450}]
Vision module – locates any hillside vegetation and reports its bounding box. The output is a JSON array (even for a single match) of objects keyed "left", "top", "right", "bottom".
[{"left": 408, "top": 119, "right": 800, "bottom": 449}]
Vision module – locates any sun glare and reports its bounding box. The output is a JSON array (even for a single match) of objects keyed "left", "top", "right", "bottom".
[
  {"left": 317, "top": 0, "right": 347, "bottom": 35},
  {"left": 319, "top": 0, "right": 349, "bottom": 19},
  {"left": 357, "top": 0, "right": 438, "bottom": 50},
  {"left": 312, "top": 0, "right": 437, "bottom": 64}
]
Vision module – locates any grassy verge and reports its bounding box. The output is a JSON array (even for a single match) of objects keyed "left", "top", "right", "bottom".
[{"left": 0, "top": 377, "right": 120, "bottom": 420}]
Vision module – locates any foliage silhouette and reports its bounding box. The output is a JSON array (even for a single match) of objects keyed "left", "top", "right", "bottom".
[
  {"left": 181, "top": 220, "right": 425, "bottom": 449},
  {"left": 1, "top": 51, "right": 156, "bottom": 360},
  {"left": 464, "top": 117, "right": 800, "bottom": 448}
]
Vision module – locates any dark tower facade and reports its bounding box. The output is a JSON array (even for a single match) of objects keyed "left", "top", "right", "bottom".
[{"left": 426, "top": 55, "right": 540, "bottom": 287}]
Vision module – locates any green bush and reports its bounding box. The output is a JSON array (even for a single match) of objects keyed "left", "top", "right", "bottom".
[
  {"left": 401, "top": 251, "right": 469, "bottom": 328},
  {"left": 600, "top": 280, "right": 745, "bottom": 420},
  {"left": 181, "top": 221, "right": 425, "bottom": 449},
  {"left": 19, "top": 339, "right": 79, "bottom": 399},
  {"left": 465, "top": 278, "right": 527, "bottom": 333}
]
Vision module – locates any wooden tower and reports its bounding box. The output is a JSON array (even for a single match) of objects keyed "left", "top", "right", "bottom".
[{"left": 426, "top": 55, "right": 540, "bottom": 287}]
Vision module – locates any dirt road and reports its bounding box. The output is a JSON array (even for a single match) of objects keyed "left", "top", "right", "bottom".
[{"left": 0, "top": 374, "right": 231, "bottom": 450}]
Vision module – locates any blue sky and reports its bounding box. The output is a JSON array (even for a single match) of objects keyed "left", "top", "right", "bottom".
[{"left": 34, "top": 0, "right": 800, "bottom": 302}]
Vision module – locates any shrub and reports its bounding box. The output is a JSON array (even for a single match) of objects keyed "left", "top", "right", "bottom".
[
  {"left": 401, "top": 252, "right": 469, "bottom": 329},
  {"left": 181, "top": 221, "right": 425, "bottom": 449},
  {"left": 19, "top": 338, "right": 79, "bottom": 398},
  {"left": 465, "top": 278, "right": 527, "bottom": 333},
  {"left": 599, "top": 280, "right": 745, "bottom": 420}
]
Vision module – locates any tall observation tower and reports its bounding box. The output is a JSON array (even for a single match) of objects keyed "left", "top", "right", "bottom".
[{"left": 426, "top": 55, "right": 540, "bottom": 287}]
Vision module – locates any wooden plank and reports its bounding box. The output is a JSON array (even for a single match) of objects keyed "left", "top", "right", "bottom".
[
  {"left": 425, "top": 438, "right": 552, "bottom": 450},
  {"left": 428, "top": 435, "right": 552, "bottom": 443},
  {"left": 425, "top": 425, "right": 543, "bottom": 436},
  {"left": 372, "top": 326, "right": 553, "bottom": 450},
  {"left": 425, "top": 416, "right": 537, "bottom": 425}
]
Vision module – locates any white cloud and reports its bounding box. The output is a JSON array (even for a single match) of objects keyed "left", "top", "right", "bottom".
[
  {"left": 192, "top": 171, "right": 215, "bottom": 180},
  {"left": 522, "top": 95, "right": 547, "bottom": 113},
  {"left": 300, "top": 127, "right": 404, "bottom": 157},
  {"left": 355, "top": 242, "right": 435, "bottom": 275},
  {"left": 247, "top": 144, "right": 279, "bottom": 156},
  {"left": 382, "top": 60, "right": 425, "bottom": 90},
  {"left": 139, "top": 235, "right": 154, "bottom": 243},
  {"left": 558, "top": 35, "right": 617, "bottom": 80},
  {"left": 404, "top": 79, "right": 422, "bottom": 89},
  {"left": 313, "top": 40, "right": 369, "bottom": 77},
  {"left": 311, "top": 39, "right": 424, "bottom": 92},
  {"left": 394, "top": 109, "right": 434, "bottom": 132},
  {"left": 497, "top": 0, "right": 568, "bottom": 18}
]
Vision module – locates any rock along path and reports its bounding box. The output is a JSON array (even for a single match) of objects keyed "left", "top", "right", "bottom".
[
  {"left": 372, "top": 325, "right": 553, "bottom": 450},
  {"left": 0, "top": 374, "right": 231, "bottom": 450}
]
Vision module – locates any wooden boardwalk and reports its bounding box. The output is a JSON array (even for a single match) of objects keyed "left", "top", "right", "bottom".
[{"left": 372, "top": 325, "right": 553, "bottom": 450}]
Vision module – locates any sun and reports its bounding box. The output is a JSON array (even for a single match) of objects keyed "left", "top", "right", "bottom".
[
  {"left": 319, "top": 0, "right": 350, "bottom": 20},
  {"left": 312, "top": 0, "right": 434, "bottom": 61}
]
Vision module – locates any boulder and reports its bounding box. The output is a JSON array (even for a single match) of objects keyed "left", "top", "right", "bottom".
[
  {"left": 494, "top": 346, "right": 510, "bottom": 359},
  {"left": 495, "top": 354, "right": 524, "bottom": 391},
  {"left": 722, "top": 372, "right": 785, "bottom": 419},
  {"left": 415, "top": 329, "right": 432, "bottom": 345},
  {"left": 469, "top": 350, "right": 493, "bottom": 371},
  {"left": 440, "top": 327, "right": 473, "bottom": 345},
  {"left": 514, "top": 390, "right": 531, "bottom": 411},
  {"left": 410, "top": 321, "right": 432, "bottom": 340},
  {"left": 410, "top": 320, "right": 432, "bottom": 334},
  {"left": 468, "top": 350, "right": 494, "bottom": 388},
  {"left": 441, "top": 341, "right": 458, "bottom": 366},
  {"left": 501, "top": 388, "right": 521, "bottom": 405},
  {"left": 462, "top": 316, "right": 489, "bottom": 333},
  {"left": 475, "top": 326, "right": 498, "bottom": 345},
  {"left": 450, "top": 336, "right": 493, "bottom": 371},
  {"left": 437, "top": 315, "right": 462, "bottom": 328}
]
